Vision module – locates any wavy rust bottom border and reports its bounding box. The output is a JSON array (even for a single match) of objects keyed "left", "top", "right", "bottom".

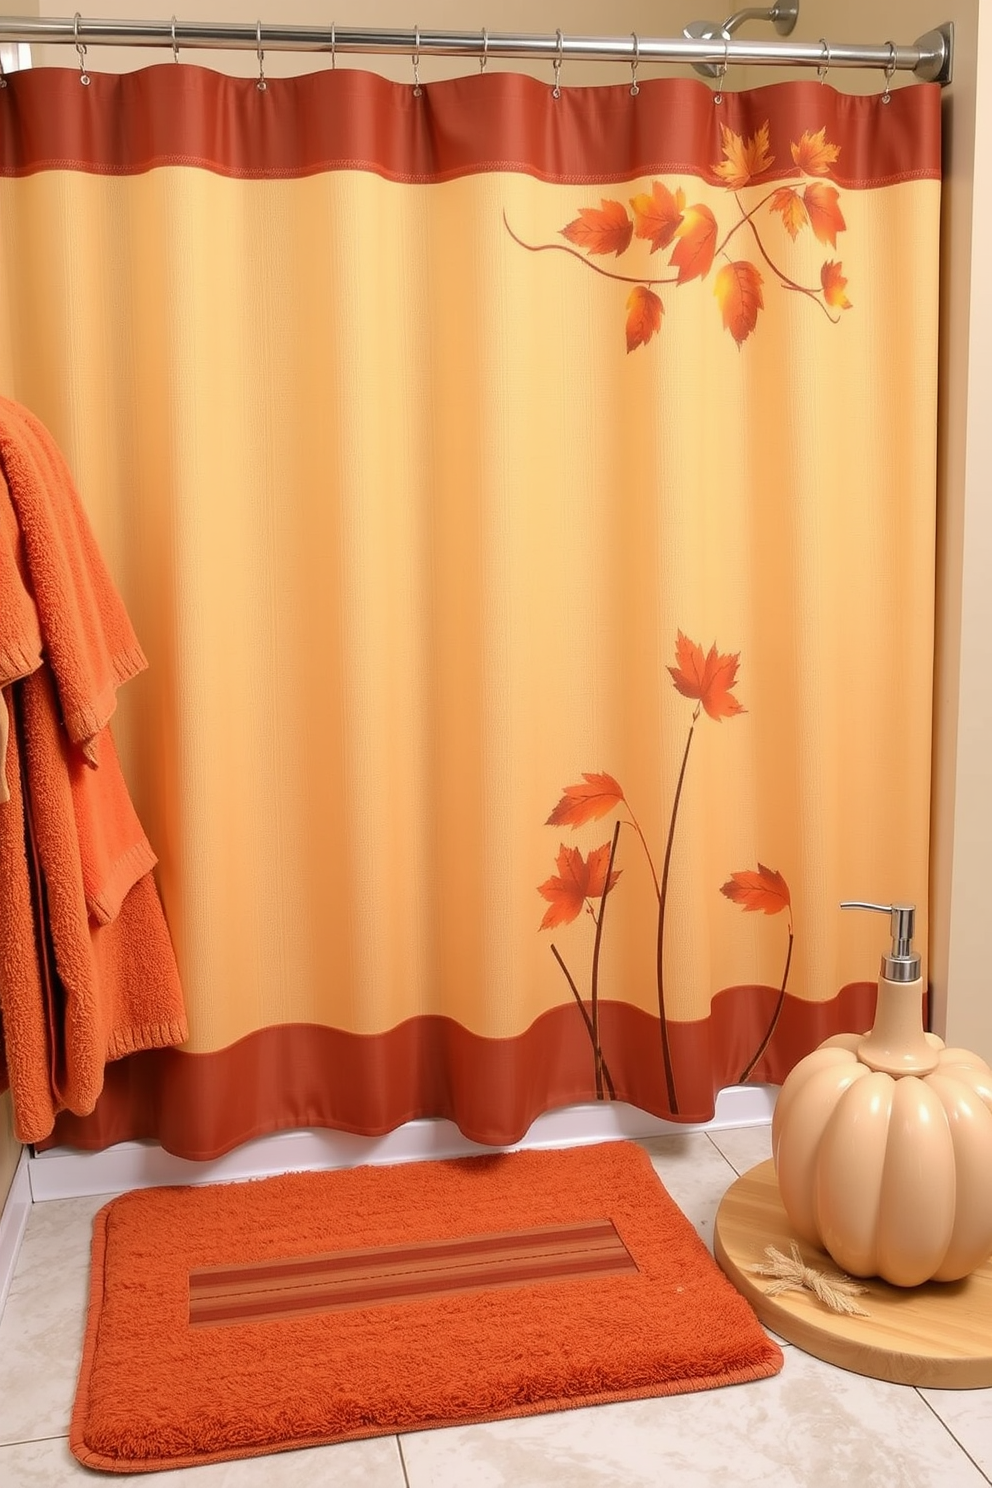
[{"left": 33, "top": 982, "right": 902, "bottom": 1162}]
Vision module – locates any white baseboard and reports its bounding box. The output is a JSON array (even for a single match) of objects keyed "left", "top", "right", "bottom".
[
  {"left": 28, "top": 1086, "right": 777, "bottom": 1202},
  {"left": 0, "top": 1149, "right": 32, "bottom": 1318}
]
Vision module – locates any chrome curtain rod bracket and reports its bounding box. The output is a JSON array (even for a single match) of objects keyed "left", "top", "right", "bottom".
[
  {"left": 913, "top": 23, "right": 953, "bottom": 85},
  {"left": 0, "top": 16, "right": 954, "bottom": 87}
]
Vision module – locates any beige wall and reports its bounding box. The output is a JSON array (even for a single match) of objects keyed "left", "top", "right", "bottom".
[{"left": 11, "top": 0, "right": 988, "bottom": 1069}]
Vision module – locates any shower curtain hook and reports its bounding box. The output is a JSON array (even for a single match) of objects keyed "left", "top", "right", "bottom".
[
  {"left": 330, "top": 22, "right": 336, "bottom": 69},
  {"left": 817, "top": 38, "right": 830, "bottom": 84},
  {"left": 73, "top": 12, "right": 91, "bottom": 86},
  {"left": 171, "top": 15, "right": 180, "bottom": 64},
  {"left": 629, "top": 32, "right": 640, "bottom": 96},
  {"left": 255, "top": 19, "right": 266, "bottom": 91},
  {"left": 479, "top": 26, "right": 488, "bottom": 73},
  {"left": 881, "top": 40, "right": 896, "bottom": 102},
  {"left": 0, "top": 51, "right": 7, "bottom": 89},
  {"left": 552, "top": 28, "right": 563, "bottom": 99},
  {"left": 412, "top": 23, "right": 422, "bottom": 96},
  {"left": 713, "top": 32, "right": 729, "bottom": 104}
]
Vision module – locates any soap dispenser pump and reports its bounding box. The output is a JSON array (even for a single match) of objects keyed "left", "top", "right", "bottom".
[
  {"left": 772, "top": 899, "right": 992, "bottom": 1287},
  {"left": 840, "top": 901, "right": 938, "bottom": 1077}
]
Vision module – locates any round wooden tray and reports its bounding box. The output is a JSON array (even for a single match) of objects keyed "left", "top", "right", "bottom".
[{"left": 714, "top": 1159, "right": 992, "bottom": 1388}]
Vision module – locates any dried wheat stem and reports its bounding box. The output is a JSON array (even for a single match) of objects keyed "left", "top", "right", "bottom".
[{"left": 746, "top": 1242, "right": 871, "bottom": 1318}]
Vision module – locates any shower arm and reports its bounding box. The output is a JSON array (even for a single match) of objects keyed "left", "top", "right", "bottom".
[{"left": 684, "top": 3, "right": 799, "bottom": 78}]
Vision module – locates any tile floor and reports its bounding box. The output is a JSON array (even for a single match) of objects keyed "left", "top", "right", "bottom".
[{"left": 0, "top": 1125, "right": 989, "bottom": 1486}]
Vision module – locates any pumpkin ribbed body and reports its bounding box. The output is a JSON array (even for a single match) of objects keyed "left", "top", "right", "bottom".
[{"left": 772, "top": 1034, "right": 992, "bottom": 1286}]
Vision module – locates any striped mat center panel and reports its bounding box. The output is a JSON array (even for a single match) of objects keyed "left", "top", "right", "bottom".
[{"left": 189, "top": 1219, "right": 638, "bottom": 1326}]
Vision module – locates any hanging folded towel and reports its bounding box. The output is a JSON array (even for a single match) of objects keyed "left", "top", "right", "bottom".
[
  {"left": 0, "top": 396, "right": 187, "bottom": 1144},
  {"left": 0, "top": 465, "right": 42, "bottom": 803}
]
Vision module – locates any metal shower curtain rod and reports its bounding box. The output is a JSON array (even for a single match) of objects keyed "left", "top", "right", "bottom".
[{"left": 0, "top": 14, "right": 955, "bottom": 85}]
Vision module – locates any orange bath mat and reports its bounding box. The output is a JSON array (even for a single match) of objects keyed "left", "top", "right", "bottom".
[{"left": 70, "top": 1140, "right": 782, "bottom": 1473}]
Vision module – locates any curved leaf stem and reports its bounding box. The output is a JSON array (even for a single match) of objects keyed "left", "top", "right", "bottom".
[
  {"left": 739, "top": 917, "right": 795, "bottom": 1083},
  {"left": 620, "top": 806, "right": 661, "bottom": 902},
  {"left": 589, "top": 820, "right": 622, "bottom": 1100},
  {"left": 712, "top": 187, "right": 782, "bottom": 260},
  {"left": 736, "top": 204, "right": 836, "bottom": 321},
  {"left": 657, "top": 705, "right": 700, "bottom": 1114},
  {"left": 503, "top": 211, "right": 679, "bottom": 288},
  {"left": 779, "top": 280, "right": 841, "bottom": 322},
  {"left": 550, "top": 943, "right": 617, "bottom": 1100}
]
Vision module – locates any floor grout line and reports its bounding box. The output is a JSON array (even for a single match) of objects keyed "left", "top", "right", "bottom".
[
  {"left": 914, "top": 1388, "right": 992, "bottom": 1485},
  {"left": 0, "top": 1432, "right": 70, "bottom": 1449},
  {"left": 702, "top": 1129, "right": 747, "bottom": 1178},
  {"left": 396, "top": 1433, "right": 412, "bottom": 1487}
]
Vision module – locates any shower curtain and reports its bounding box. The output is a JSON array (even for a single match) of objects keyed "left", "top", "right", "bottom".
[{"left": 0, "top": 61, "right": 940, "bottom": 1157}]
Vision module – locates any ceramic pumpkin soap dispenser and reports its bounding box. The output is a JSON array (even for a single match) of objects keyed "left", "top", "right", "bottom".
[{"left": 772, "top": 901, "right": 992, "bottom": 1288}]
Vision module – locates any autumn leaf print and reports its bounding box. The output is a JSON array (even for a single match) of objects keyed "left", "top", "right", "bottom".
[
  {"left": 821, "top": 260, "right": 852, "bottom": 310},
  {"left": 791, "top": 127, "right": 841, "bottom": 177},
  {"left": 630, "top": 181, "right": 686, "bottom": 253},
  {"left": 712, "top": 122, "right": 774, "bottom": 189},
  {"left": 720, "top": 863, "right": 791, "bottom": 915},
  {"left": 546, "top": 772, "right": 626, "bottom": 828},
  {"left": 656, "top": 632, "right": 746, "bottom": 1113},
  {"left": 670, "top": 205, "right": 718, "bottom": 284},
  {"left": 537, "top": 842, "right": 622, "bottom": 930},
  {"left": 722, "top": 863, "right": 795, "bottom": 1081},
  {"left": 803, "top": 183, "right": 846, "bottom": 248},
  {"left": 625, "top": 285, "right": 664, "bottom": 351},
  {"left": 769, "top": 188, "right": 809, "bottom": 240},
  {"left": 538, "top": 826, "right": 622, "bottom": 1102},
  {"left": 507, "top": 118, "right": 850, "bottom": 349},
  {"left": 668, "top": 631, "right": 746, "bottom": 721},
  {"left": 714, "top": 261, "right": 764, "bottom": 346},
  {"left": 561, "top": 199, "right": 633, "bottom": 257}
]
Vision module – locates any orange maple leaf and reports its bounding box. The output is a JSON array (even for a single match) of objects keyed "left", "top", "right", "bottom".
[
  {"left": 714, "top": 261, "right": 764, "bottom": 345},
  {"left": 670, "top": 204, "right": 718, "bottom": 284},
  {"left": 791, "top": 128, "right": 841, "bottom": 177},
  {"left": 769, "top": 187, "right": 809, "bottom": 240},
  {"left": 821, "top": 260, "right": 852, "bottom": 309},
  {"left": 561, "top": 199, "right": 633, "bottom": 257},
  {"left": 721, "top": 863, "right": 791, "bottom": 915},
  {"left": 625, "top": 285, "right": 664, "bottom": 352},
  {"left": 538, "top": 842, "right": 622, "bottom": 930},
  {"left": 668, "top": 631, "right": 745, "bottom": 721},
  {"left": 630, "top": 181, "right": 686, "bottom": 253},
  {"left": 546, "top": 772, "right": 625, "bottom": 828},
  {"left": 713, "top": 122, "right": 774, "bottom": 190},
  {"left": 803, "top": 183, "right": 846, "bottom": 247}
]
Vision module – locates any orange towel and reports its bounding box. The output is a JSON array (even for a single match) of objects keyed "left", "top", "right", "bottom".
[
  {"left": 0, "top": 398, "right": 187, "bottom": 1143},
  {"left": 0, "top": 685, "right": 53, "bottom": 1139},
  {"left": 0, "top": 466, "right": 42, "bottom": 802},
  {"left": 0, "top": 396, "right": 146, "bottom": 757}
]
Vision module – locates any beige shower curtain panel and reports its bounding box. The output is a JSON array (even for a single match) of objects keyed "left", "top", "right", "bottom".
[{"left": 0, "top": 63, "right": 940, "bottom": 1155}]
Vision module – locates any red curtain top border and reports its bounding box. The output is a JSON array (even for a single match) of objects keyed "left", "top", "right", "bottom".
[{"left": 0, "top": 66, "right": 941, "bottom": 187}]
